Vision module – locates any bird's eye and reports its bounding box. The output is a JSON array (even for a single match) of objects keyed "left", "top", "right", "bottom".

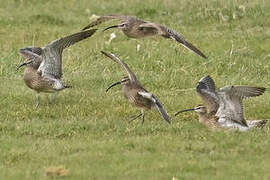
[{"left": 121, "top": 23, "right": 127, "bottom": 27}]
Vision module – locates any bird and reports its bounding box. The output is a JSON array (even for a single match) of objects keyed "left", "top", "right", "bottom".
[
  {"left": 175, "top": 75, "right": 268, "bottom": 131},
  {"left": 101, "top": 51, "right": 171, "bottom": 124},
  {"left": 82, "top": 15, "right": 207, "bottom": 59},
  {"left": 17, "top": 29, "right": 97, "bottom": 108},
  {"left": 175, "top": 104, "right": 220, "bottom": 129}
]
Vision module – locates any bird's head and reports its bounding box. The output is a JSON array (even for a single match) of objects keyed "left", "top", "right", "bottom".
[
  {"left": 175, "top": 104, "right": 207, "bottom": 116},
  {"left": 17, "top": 47, "right": 42, "bottom": 70},
  {"left": 103, "top": 22, "right": 128, "bottom": 32},
  {"left": 106, "top": 76, "right": 130, "bottom": 92},
  {"left": 193, "top": 105, "right": 207, "bottom": 113}
]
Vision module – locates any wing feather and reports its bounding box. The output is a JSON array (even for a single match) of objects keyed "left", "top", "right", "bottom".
[
  {"left": 20, "top": 47, "right": 42, "bottom": 56},
  {"left": 217, "top": 86, "right": 265, "bottom": 126},
  {"left": 38, "top": 29, "right": 97, "bottom": 79},
  {"left": 19, "top": 48, "right": 42, "bottom": 68},
  {"left": 158, "top": 25, "right": 207, "bottom": 59},
  {"left": 222, "top": 86, "right": 266, "bottom": 98},
  {"left": 138, "top": 23, "right": 161, "bottom": 35},
  {"left": 101, "top": 51, "right": 137, "bottom": 82},
  {"left": 196, "top": 75, "right": 219, "bottom": 114},
  {"left": 138, "top": 91, "right": 171, "bottom": 124},
  {"left": 82, "top": 15, "right": 127, "bottom": 30}
]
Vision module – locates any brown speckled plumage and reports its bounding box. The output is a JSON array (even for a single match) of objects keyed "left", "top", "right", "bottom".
[
  {"left": 175, "top": 75, "right": 268, "bottom": 131},
  {"left": 18, "top": 29, "right": 97, "bottom": 107},
  {"left": 102, "top": 51, "right": 171, "bottom": 124},
  {"left": 23, "top": 66, "right": 55, "bottom": 93},
  {"left": 83, "top": 15, "right": 207, "bottom": 59}
]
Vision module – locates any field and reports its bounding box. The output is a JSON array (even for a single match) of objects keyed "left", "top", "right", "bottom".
[{"left": 1, "top": 0, "right": 270, "bottom": 179}]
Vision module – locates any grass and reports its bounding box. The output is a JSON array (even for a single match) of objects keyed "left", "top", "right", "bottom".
[{"left": 1, "top": 0, "right": 270, "bottom": 179}]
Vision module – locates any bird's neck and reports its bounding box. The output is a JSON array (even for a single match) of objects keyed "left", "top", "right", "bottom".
[{"left": 197, "top": 112, "right": 210, "bottom": 123}]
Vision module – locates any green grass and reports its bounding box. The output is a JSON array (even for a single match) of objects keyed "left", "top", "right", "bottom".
[{"left": 1, "top": 0, "right": 270, "bottom": 179}]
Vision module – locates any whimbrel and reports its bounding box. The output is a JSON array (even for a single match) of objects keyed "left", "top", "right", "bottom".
[
  {"left": 17, "top": 29, "right": 97, "bottom": 108},
  {"left": 101, "top": 51, "right": 171, "bottom": 124},
  {"left": 175, "top": 75, "right": 268, "bottom": 131},
  {"left": 83, "top": 15, "right": 207, "bottom": 59}
]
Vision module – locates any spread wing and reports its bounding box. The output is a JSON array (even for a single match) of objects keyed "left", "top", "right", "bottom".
[
  {"left": 217, "top": 86, "right": 266, "bottom": 126},
  {"left": 20, "top": 47, "right": 42, "bottom": 56},
  {"left": 82, "top": 15, "right": 127, "bottom": 30},
  {"left": 196, "top": 75, "right": 219, "bottom": 114},
  {"left": 138, "top": 23, "right": 160, "bottom": 35},
  {"left": 101, "top": 51, "right": 138, "bottom": 82},
  {"left": 142, "top": 24, "right": 207, "bottom": 59},
  {"left": 138, "top": 91, "right": 171, "bottom": 124},
  {"left": 38, "top": 29, "right": 97, "bottom": 79},
  {"left": 19, "top": 48, "right": 42, "bottom": 61},
  {"left": 19, "top": 48, "right": 42, "bottom": 67},
  {"left": 222, "top": 86, "right": 266, "bottom": 98}
]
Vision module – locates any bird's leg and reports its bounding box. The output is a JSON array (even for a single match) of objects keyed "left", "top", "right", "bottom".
[
  {"left": 141, "top": 109, "right": 145, "bottom": 125},
  {"left": 129, "top": 113, "right": 142, "bottom": 122},
  {"left": 136, "top": 43, "right": 141, "bottom": 52},
  {"left": 50, "top": 92, "right": 58, "bottom": 104},
  {"left": 130, "top": 39, "right": 142, "bottom": 53},
  {"left": 35, "top": 93, "right": 40, "bottom": 108}
]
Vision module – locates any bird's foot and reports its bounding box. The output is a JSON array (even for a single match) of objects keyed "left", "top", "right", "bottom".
[
  {"left": 128, "top": 113, "right": 142, "bottom": 123},
  {"left": 35, "top": 101, "right": 40, "bottom": 109},
  {"left": 35, "top": 94, "right": 40, "bottom": 109}
]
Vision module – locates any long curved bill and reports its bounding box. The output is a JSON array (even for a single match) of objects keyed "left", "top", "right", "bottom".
[
  {"left": 103, "top": 24, "right": 121, "bottom": 32},
  {"left": 175, "top": 108, "right": 195, "bottom": 116},
  {"left": 16, "top": 60, "right": 33, "bottom": 70},
  {"left": 106, "top": 81, "right": 121, "bottom": 92}
]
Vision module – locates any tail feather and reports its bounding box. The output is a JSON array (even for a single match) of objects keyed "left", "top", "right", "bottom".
[
  {"left": 64, "top": 84, "right": 72, "bottom": 88},
  {"left": 247, "top": 120, "right": 268, "bottom": 128}
]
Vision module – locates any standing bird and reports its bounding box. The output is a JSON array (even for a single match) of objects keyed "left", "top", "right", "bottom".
[
  {"left": 101, "top": 51, "right": 171, "bottom": 124},
  {"left": 175, "top": 75, "right": 268, "bottom": 131},
  {"left": 83, "top": 15, "right": 207, "bottom": 59},
  {"left": 17, "top": 29, "right": 97, "bottom": 108}
]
